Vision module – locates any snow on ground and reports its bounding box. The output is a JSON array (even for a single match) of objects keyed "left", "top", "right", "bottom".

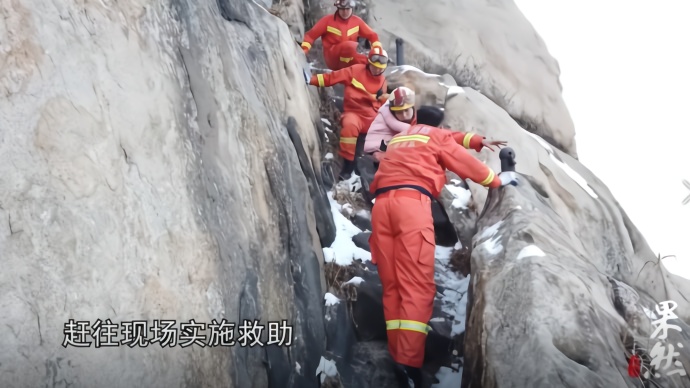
[
  {"left": 447, "top": 86, "right": 466, "bottom": 99},
  {"left": 433, "top": 247, "right": 470, "bottom": 386},
  {"left": 432, "top": 363, "right": 463, "bottom": 388},
  {"left": 325, "top": 152, "right": 334, "bottom": 160},
  {"left": 323, "top": 191, "right": 371, "bottom": 265},
  {"left": 643, "top": 306, "right": 659, "bottom": 320},
  {"left": 315, "top": 356, "right": 339, "bottom": 383},
  {"left": 478, "top": 220, "right": 503, "bottom": 240},
  {"left": 526, "top": 131, "right": 598, "bottom": 199},
  {"left": 324, "top": 292, "right": 340, "bottom": 306},
  {"left": 434, "top": 246, "right": 471, "bottom": 336},
  {"left": 321, "top": 118, "right": 331, "bottom": 126},
  {"left": 476, "top": 220, "right": 504, "bottom": 255},
  {"left": 444, "top": 183, "right": 472, "bottom": 209},
  {"left": 343, "top": 276, "right": 365, "bottom": 286},
  {"left": 479, "top": 237, "right": 503, "bottom": 255},
  {"left": 548, "top": 154, "right": 599, "bottom": 199},
  {"left": 526, "top": 131, "right": 554, "bottom": 153},
  {"left": 517, "top": 245, "right": 546, "bottom": 260}
]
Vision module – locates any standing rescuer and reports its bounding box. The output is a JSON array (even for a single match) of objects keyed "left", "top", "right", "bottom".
[
  {"left": 369, "top": 124, "right": 519, "bottom": 387},
  {"left": 307, "top": 47, "right": 390, "bottom": 180},
  {"left": 300, "top": 0, "right": 382, "bottom": 71}
]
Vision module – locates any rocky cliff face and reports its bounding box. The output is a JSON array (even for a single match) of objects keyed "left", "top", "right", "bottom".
[
  {"left": 1, "top": 0, "right": 688, "bottom": 388},
  {"left": 1, "top": 0, "right": 333, "bottom": 387}
]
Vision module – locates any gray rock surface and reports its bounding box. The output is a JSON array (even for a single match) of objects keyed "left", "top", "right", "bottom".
[
  {"left": 0, "top": 0, "right": 329, "bottom": 387},
  {"left": 367, "top": 0, "right": 578, "bottom": 158},
  {"left": 464, "top": 179, "right": 690, "bottom": 388}
]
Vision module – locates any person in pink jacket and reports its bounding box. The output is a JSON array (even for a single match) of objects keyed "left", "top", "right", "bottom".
[
  {"left": 363, "top": 86, "right": 507, "bottom": 161},
  {"left": 363, "top": 87, "right": 419, "bottom": 160}
]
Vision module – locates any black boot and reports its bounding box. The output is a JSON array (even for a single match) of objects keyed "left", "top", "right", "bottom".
[
  {"left": 393, "top": 363, "right": 411, "bottom": 388},
  {"left": 338, "top": 159, "right": 356, "bottom": 181},
  {"left": 393, "top": 363, "right": 423, "bottom": 388},
  {"left": 405, "top": 365, "right": 422, "bottom": 388}
]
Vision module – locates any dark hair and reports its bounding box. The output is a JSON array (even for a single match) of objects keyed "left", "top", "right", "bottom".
[{"left": 416, "top": 106, "right": 444, "bottom": 126}]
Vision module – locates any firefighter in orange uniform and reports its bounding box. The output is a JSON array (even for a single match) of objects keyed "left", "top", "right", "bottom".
[
  {"left": 369, "top": 124, "right": 518, "bottom": 387},
  {"left": 308, "top": 47, "right": 390, "bottom": 180},
  {"left": 301, "top": 0, "right": 383, "bottom": 71}
]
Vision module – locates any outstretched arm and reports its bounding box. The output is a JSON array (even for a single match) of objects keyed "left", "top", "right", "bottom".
[
  {"left": 309, "top": 66, "right": 353, "bottom": 87},
  {"left": 439, "top": 131, "right": 501, "bottom": 188},
  {"left": 302, "top": 17, "right": 328, "bottom": 53},
  {"left": 451, "top": 131, "right": 485, "bottom": 152}
]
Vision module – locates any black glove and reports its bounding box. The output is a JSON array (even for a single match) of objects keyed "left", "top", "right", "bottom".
[
  {"left": 376, "top": 88, "right": 384, "bottom": 99},
  {"left": 379, "top": 140, "right": 388, "bottom": 152}
]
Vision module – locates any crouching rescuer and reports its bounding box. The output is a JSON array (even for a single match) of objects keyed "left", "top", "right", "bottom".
[
  {"left": 369, "top": 124, "right": 519, "bottom": 387},
  {"left": 307, "top": 47, "right": 390, "bottom": 180},
  {"left": 300, "top": 0, "right": 382, "bottom": 71}
]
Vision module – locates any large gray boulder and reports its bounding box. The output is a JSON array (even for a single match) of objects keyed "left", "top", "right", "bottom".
[
  {"left": 463, "top": 179, "right": 690, "bottom": 388},
  {"left": 367, "top": 0, "right": 578, "bottom": 158}
]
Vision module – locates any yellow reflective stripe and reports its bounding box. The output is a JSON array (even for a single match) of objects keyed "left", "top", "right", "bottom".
[
  {"left": 479, "top": 170, "right": 496, "bottom": 186},
  {"left": 388, "top": 135, "right": 431, "bottom": 145},
  {"left": 340, "top": 137, "right": 358, "bottom": 144},
  {"left": 368, "top": 60, "right": 387, "bottom": 69},
  {"left": 386, "top": 320, "right": 400, "bottom": 330},
  {"left": 347, "top": 26, "right": 359, "bottom": 36},
  {"left": 301, "top": 41, "right": 312, "bottom": 49},
  {"left": 317, "top": 74, "right": 325, "bottom": 87},
  {"left": 340, "top": 57, "right": 353, "bottom": 63},
  {"left": 400, "top": 320, "right": 431, "bottom": 334},
  {"left": 351, "top": 78, "right": 378, "bottom": 99},
  {"left": 390, "top": 103, "right": 414, "bottom": 111},
  {"left": 462, "top": 133, "right": 474, "bottom": 149},
  {"left": 351, "top": 78, "right": 367, "bottom": 92},
  {"left": 326, "top": 26, "right": 342, "bottom": 36},
  {"left": 371, "top": 41, "right": 382, "bottom": 48}
]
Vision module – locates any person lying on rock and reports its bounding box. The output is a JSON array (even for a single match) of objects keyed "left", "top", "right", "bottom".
[
  {"left": 368, "top": 124, "right": 519, "bottom": 387},
  {"left": 363, "top": 86, "right": 508, "bottom": 162},
  {"left": 300, "top": 0, "right": 382, "bottom": 71},
  {"left": 307, "top": 47, "right": 390, "bottom": 181}
]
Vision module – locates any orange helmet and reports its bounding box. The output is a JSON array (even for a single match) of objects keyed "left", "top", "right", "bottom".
[
  {"left": 368, "top": 47, "right": 389, "bottom": 69},
  {"left": 389, "top": 86, "right": 415, "bottom": 111},
  {"left": 334, "top": 0, "right": 355, "bottom": 9}
]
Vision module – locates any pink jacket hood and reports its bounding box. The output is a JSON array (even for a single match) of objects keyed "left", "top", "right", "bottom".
[{"left": 363, "top": 101, "right": 412, "bottom": 154}]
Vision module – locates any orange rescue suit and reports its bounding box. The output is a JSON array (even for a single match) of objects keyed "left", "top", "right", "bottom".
[
  {"left": 369, "top": 124, "right": 500, "bottom": 368},
  {"left": 302, "top": 13, "right": 382, "bottom": 71},
  {"left": 310, "top": 64, "right": 388, "bottom": 161}
]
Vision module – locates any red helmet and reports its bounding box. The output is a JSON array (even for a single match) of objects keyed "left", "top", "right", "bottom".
[
  {"left": 368, "top": 47, "right": 389, "bottom": 69},
  {"left": 334, "top": 0, "right": 355, "bottom": 9},
  {"left": 389, "top": 87, "right": 415, "bottom": 111}
]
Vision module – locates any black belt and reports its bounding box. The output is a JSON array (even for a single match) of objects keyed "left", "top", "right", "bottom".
[{"left": 373, "top": 185, "right": 434, "bottom": 200}]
